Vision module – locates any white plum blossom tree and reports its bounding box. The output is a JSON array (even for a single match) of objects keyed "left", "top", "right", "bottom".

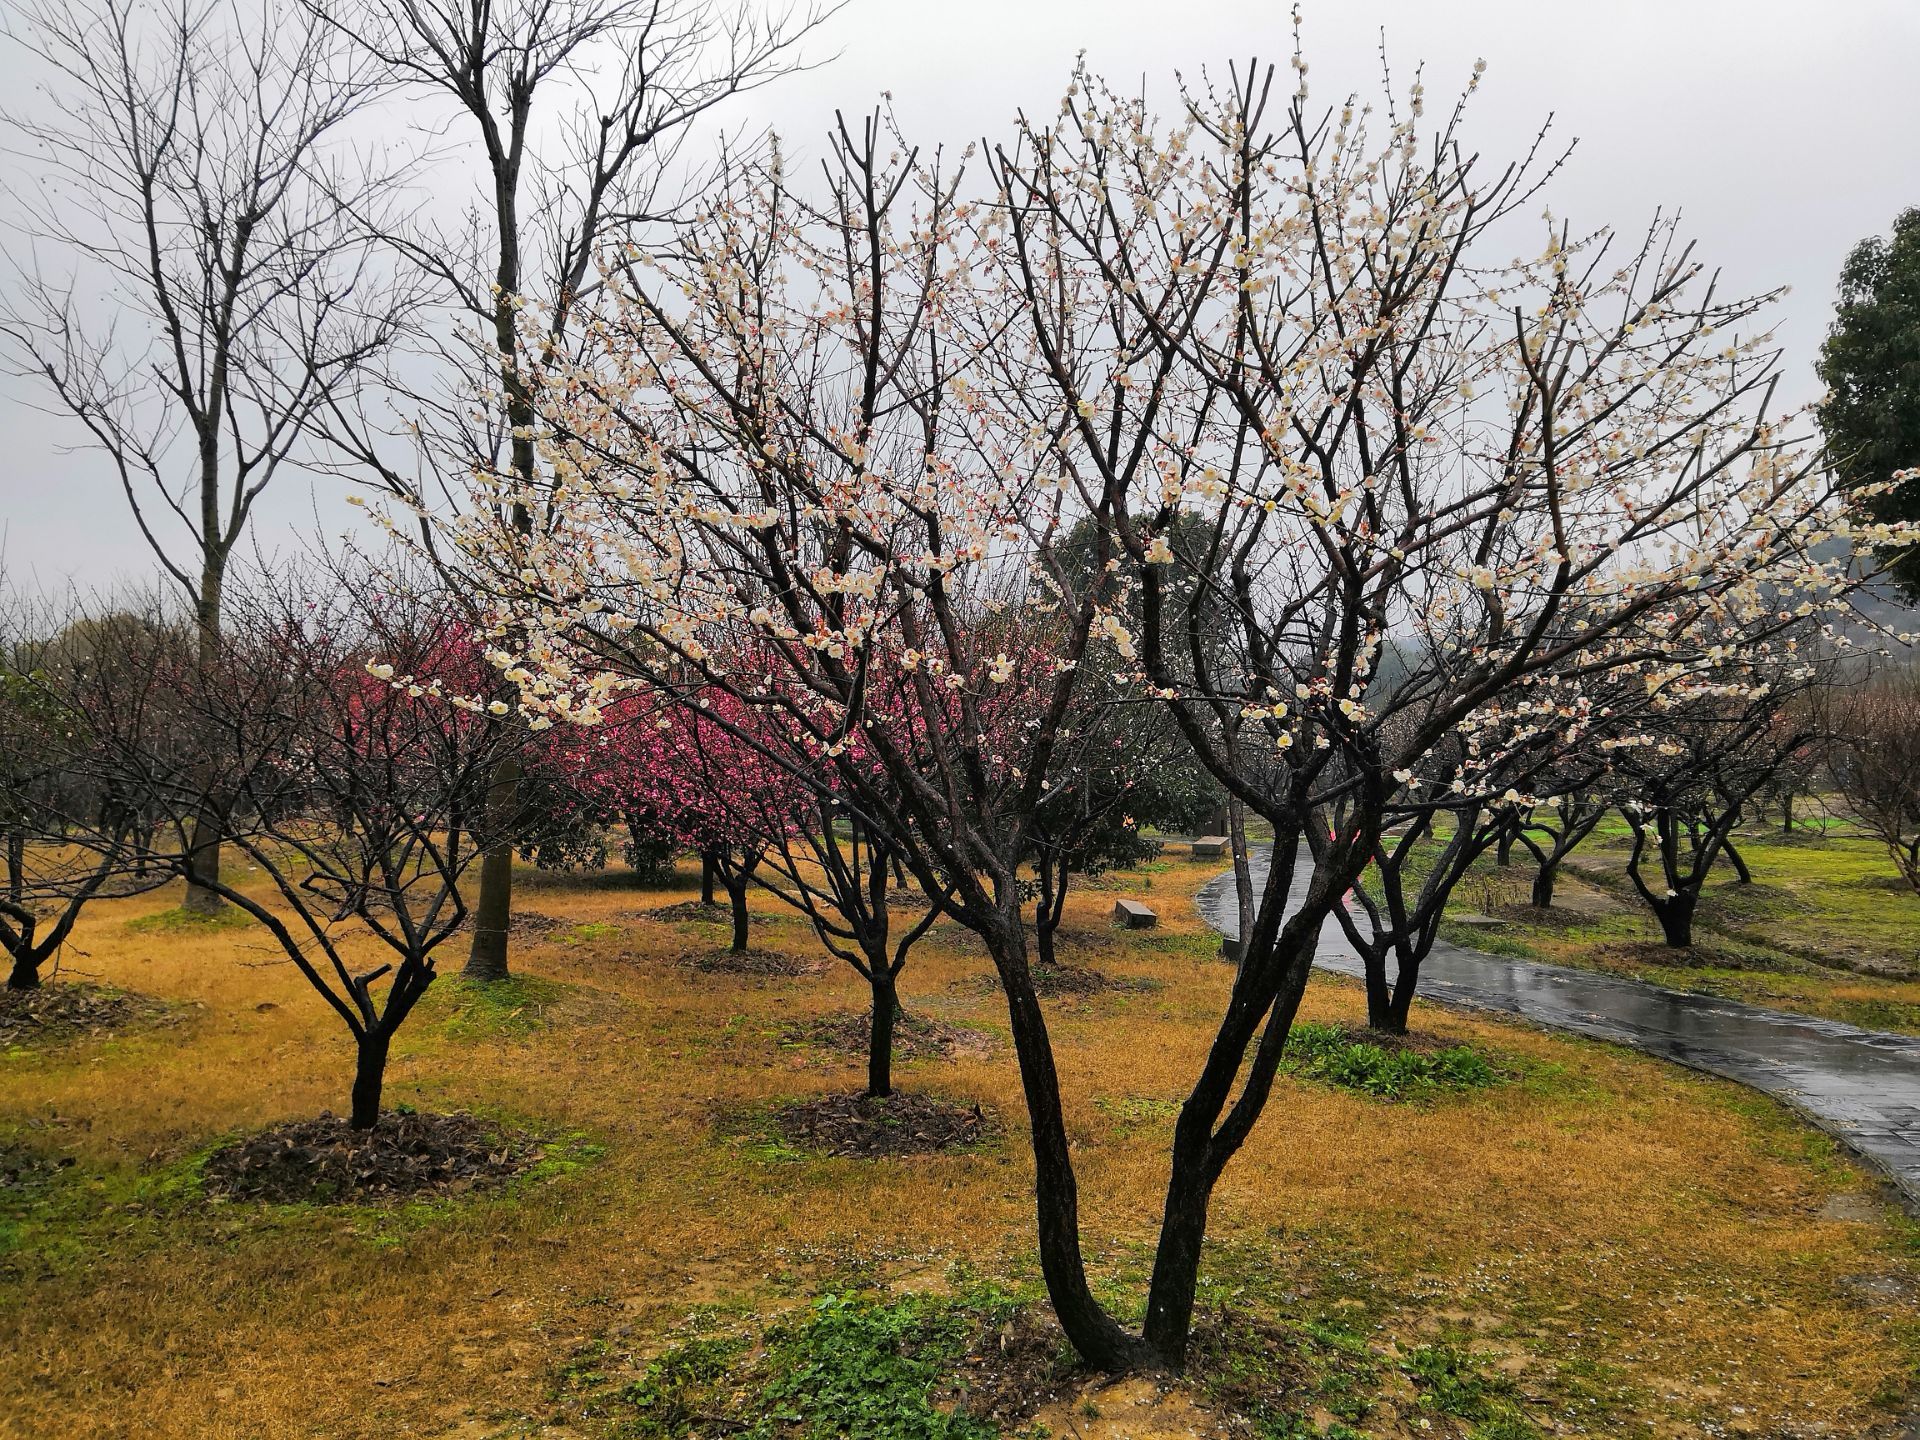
[{"left": 390, "top": 37, "right": 1915, "bottom": 1369}]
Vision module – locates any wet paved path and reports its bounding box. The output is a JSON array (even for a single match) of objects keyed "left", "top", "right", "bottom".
[{"left": 1197, "top": 846, "right": 1920, "bottom": 1208}]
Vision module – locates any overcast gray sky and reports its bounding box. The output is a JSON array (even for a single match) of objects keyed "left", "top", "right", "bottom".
[{"left": 4, "top": 0, "right": 1918, "bottom": 597}]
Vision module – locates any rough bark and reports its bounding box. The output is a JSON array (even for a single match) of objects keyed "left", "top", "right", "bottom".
[
  {"left": 463, "top": 755, "right": 521, "bottom": 982},
  {"left": 1653, "top": 894, "right": 1697, "bottom": 948},
  {"left": 982, "top": 906, "right": 1146, "bottom": 1372},
  {"left": 1724, "top": 835, "right": 1753, "bottom": 884},
  {"left": 866, "top": 968, "right": 897, "bottom": 1099},
  {"left": 350, "top": 1030, "right": 391, "bottom": 1130}
]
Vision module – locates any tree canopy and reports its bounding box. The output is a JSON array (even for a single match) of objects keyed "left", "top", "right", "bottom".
[{"left": 1818, "top": 207, "right": 1920, "bottom": 596}]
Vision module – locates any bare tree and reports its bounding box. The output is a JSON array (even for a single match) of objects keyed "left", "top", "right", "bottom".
[
  {"left": 1, "top": 0, "right": 411, "bottom": 910},
  {"left": 0, "top": 599, "right": 172, "bottom": 989},
  {"left": 1833, "top": 666, "right": 1920, "bottom": 893},
  {"left": 41, "top": 561, "right": 528, "bottom": 1128},
  {"left": 315, "top": 0, "right": 832, "bottom": 981}
]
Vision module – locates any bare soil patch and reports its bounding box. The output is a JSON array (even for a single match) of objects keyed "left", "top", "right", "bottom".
[
  {"left": 199, "top": 1110, "right": 542, "bottom": 1205},
  {"left": 773, "top": 1091, "right": 998, "bottom": 1157},
  {"left": 0, "top": 981, "right": 170, "bottom": 1048},
  {"left": 683, "top": 946, "right": 826, "bottom": 978},
  {"left": 787, "top": 1009, "right": 998, "bottom": 1063}
]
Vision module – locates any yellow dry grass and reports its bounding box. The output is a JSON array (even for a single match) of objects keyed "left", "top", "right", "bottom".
[{"left": 1, "top": 851, "right": 1917, "bottom": 1439}]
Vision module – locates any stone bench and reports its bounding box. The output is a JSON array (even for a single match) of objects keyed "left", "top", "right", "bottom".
[
  {"left": 1190, "top": 836, "right": 1229, "bottom": 858},
  {"left": 1448, "top": 912, "right": 1509, "bottom": 930},
  {"left": 1112, "top": 899, "right": 1158, "bottom": 930}
]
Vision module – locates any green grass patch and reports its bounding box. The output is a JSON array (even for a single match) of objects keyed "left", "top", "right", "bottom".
[
  {"left": 586, "top": 1287, "right": 1027, "bottom": 1440},
  {"left": 125, "top": 904, "right": 254, "bottom": 934},
  {"left": 428, "top": 975, "right": 574, "bottom": 1039},
  {"left": 1282, "top": 1022, "right": 1500, "bottom": 1102},
  {"left": 1403, "top": 1340, "right": 1542, "bottom": 1437}
]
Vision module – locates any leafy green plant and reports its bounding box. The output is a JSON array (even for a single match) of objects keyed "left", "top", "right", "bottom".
[
  {"left": 619, "top": 1333, "right": 752, "bottom": 1438},
  {"left": 1403, "top": 1341, "right": 1540, "bottom": 1438},
  {"left": 752, "top": 1292, "right": 1003, "bottom": 1440},
  {"left": 1282, "top": 1023, "right": 1498, "bottom": 1101}
]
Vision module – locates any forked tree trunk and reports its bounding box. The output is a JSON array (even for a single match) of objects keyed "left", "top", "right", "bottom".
[
  {"left": 350, "top": 1030, "right": 391, "bottom": 1130},
  {"left": 7, "top": 951, "right": 42, "bottom": 991},
  {"left": 867, "top": 968, "right": 897, "bottom": 1098},
  {"left": 982, "top": 908, "right": 1145, "bottom": 1372},
  {"left": 464, "top": 755, "right": 522, "bottom": 982}
]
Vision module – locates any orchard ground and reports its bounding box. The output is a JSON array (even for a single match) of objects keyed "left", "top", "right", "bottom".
[{"left": 3, "top": 848, "right": 1920, "bottom": 1439}]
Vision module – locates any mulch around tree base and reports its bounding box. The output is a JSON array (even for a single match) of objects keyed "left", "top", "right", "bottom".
[
  {"left": 787, "top": 1009, "right": 998, "bottom": 1062},
  {"left": 683, "top": 947, "right": 826, "bottom": 978},
  {"left": 0, "top": 982, "right": 171, "bottom": 1048},
  {"left": 1590, "top": 939, "right": 1770, "bottom": 971},
  {"left": 970, "top": 962, "right": 1154, "bottom": 998},
  {"left": 650, "top": 900, "right": 762, "bottom": 926},
  {"left": 199, "top": 1110, "right": 542, "bottom": 1205},
  {"left": 0, "top": 1144, "right": 76, "bottom": 1192},
  {"left": 774, "top": 1091, "right": 998, "bottom": 1157}
]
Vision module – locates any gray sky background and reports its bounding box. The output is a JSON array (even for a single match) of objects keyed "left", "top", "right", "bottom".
[{"left": 3, "top": 0, "right": 1918, "bottom": 598}]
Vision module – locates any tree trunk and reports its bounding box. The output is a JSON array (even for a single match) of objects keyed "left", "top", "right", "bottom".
[
  {"left": 1385, "top": 971, "right": 1418, "bottom": 1032},
  {"left": 182, "top": 565, "right": 226, "bottom": 914},
  {"left": 1655, "top": 893, "right": 1697, "bottom": 948},
  {"left": 1781, "top": 792, "right": 1794, "bottom": 834},
  {"left": 867, "top": 968, "right": 897, "bottom": 1099},
  {"left": 1362, "top": 948, "right": 1398, "bottom": 1032},
  {"left": 1531, "top": 857, "right": 1559, "bottom": 909},
  {"left": 1496, "top": 828, "right": 1515, "bottom": 867},
  {"left": 464, "top": 755, "right": 521, "bottom": 982},
  {"left": 1724, "top": 836, "right": 1753, "bottom": 885},
  {"left": 180, "top": 810, "right": 225, "bottom": 915},
  {"left": 726, "top": 873, "right": 750, "bottom": 953},
  {"left": 350, "top": 1031, "right": 391, "bottom": 1131},
  {"left": 1227, "top": 798, "right": 1254, "bottom": 971},
  {"left": 984, "top": 912, "right": 1144, "bottom": 1372},
  {"left": 1140, "top": 1160, "right": 1210, "bottom": 1366},
  {"left": 701, "top": 849, "right": 718, "bottom": 906},
  {"left": 7, "top": 951, "right": 42, "bottom": 991},
  {"left": 4, "top": 832, "right": 24, "bottom": 906}
]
